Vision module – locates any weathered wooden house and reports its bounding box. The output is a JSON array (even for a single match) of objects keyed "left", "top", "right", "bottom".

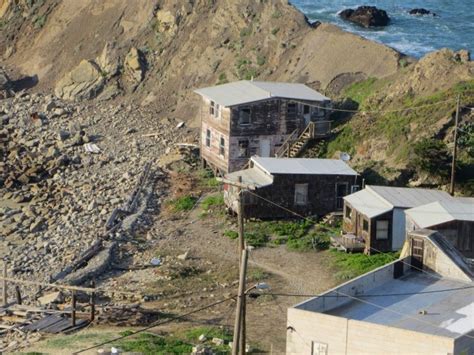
[
  {"left": 194, "top": 80, "right": 331, "bottom": 175},
  {"left": 342, "top": 186, "right": 452, "bottom": 254},
  {"left": 405, "top": 199, "right": 474, "bottom": 258},
  {"left": 223, "top": 156, "right": 359, "bottom": 219}
]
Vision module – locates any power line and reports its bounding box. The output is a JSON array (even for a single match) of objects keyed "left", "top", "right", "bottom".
[
  {"left": 73, "top": 295, "right": 235, "bottom": 354},
  {"left": 252, "top": 284, "right": 474, "bottom": 298},
  {"left": 290, "top": 97, "right": 456, "bottom": 114}
]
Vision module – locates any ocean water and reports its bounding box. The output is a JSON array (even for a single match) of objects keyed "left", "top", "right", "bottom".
[{"left": 291, "top": 0, "right": 474, "bottom": 58}]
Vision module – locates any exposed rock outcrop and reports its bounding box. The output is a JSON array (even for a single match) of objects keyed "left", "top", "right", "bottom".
[
  {"left": 339, "top": 6, "right": 390, "bottom": 28},
  {"left": 409, "top": 8, "right": 437, "bottom": 16},
  {"left": 124, "top": 47, "right": 145, "bottom": 90},
  {"left": 54, "top": 59, "right": 105, "bottom": 101},
  {"left": 0, "top": 67, "right": 13, "bottom": 98},
  {"left": 96, "top": 42, "right": 120, "bottom": 79}
]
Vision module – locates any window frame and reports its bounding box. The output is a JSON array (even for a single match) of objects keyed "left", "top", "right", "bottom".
[
  {"left": 238, "top": 139, "right": 250, "bottom": 158},
  {"left": 362, "top": 219, "right": 369, "bottom": 232},
  {"left": 294, "top": 183, "right": 309, "bottom": 206},
  {"left": 219, "top": 136, "right": 225, "bottom": 157},
  {"left": 287, "top": 103, "right": 297, "bottom": 116},
  {"left": 205, "top": 129, "right": 211, "bottom": 148},
  {"left": 210, "top": 101, "right": 215, "bottom": 116},
  {"left": 345, "top": 205, "right": 352, "bottom": 220},
  {"left": 376, "top": 220, "right": 389, "bottom": 240},
  {"left": 239, "top": 107, "right": 251, "bottom": 125}
]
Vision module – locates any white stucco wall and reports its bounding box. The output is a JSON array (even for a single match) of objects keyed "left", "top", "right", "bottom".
[{"left": 392, "top": 208, "right": 407, "bottom": 250}]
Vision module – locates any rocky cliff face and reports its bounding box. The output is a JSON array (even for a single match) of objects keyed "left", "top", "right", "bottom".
[{"left": 1, "top": 0, "right": 402, "bottom": 121}]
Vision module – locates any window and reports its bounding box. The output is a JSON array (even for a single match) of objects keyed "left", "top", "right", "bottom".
[
  {"left": 205, "top": 129, "right": 211, "bottom": 147},
  {"left": 351, "top": 185, "right": 360, "bottom": 193},
  {"left": 303, "top": 105, "right": 310, "bottom": 114},
  {"left": 311, "top": 341, "right": 328, "bottom": 355},
  {"left": 294, "top": 183, "right": 308, "bottom": 206},
  {"left": 376, "top": 220, "right": 389, "bottom": 240},
  {"left": 210, "top": 101, "right": 220, "bottom": 118},
  {"left": 363, "top": 219, "right": 369, "bottom": 232},
  {"left": 219, "top": 136, "right": 225, "bottom": 156},
  {"left": 238, "top": 140, "right": 249, "bottom": 158},
  {"left": 287, "top": 103, "right": 297, "bottom": 115},
  {"left": 345, "top": 205, "right": 352, "bottom": 219},
  {"left": 239, "top": 107, "right": 251, "bottom": 125}
]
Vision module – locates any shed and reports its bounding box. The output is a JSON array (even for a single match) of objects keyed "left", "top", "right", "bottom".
[
  {"left": 224, "top": 156, "right": 359, "bottom": 219},
  {"left": 343, "top": 185, "right": 453, "bottom": 254},
  {"left": 406, "top": 199, "right": 474, "bottom": 258}
]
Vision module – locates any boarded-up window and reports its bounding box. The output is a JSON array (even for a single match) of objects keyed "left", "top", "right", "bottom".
[
  {"left": 376, "top": 220, "right": 389, "bottom": 240},
  {"left": 363, "top": 219, "right": 369, "bottom": 232},
  {"left": 345, "top": 205, "right": 352, "bottom": 219},
  {"left": 206, "top": 129, "right": 211, "bottom": 147},
  {"left": 303, "top": 104, "right": 310, "bottom": 114},
  {"left": 239, "top": 107, "right": 251, "bottom": 125},
  {"left": 294, "top": 183, "right": 308, "bottom": 206},
  {"left": 219, "top": 136, "right": 225, "bottom": 156},
  {"left": 238, "top": 140, "right": 249, "bottom": 158},
  {"left": 287, "top": 103, "right": 297, "bottom": 115}
]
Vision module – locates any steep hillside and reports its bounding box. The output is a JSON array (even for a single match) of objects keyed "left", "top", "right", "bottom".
[
  {"left": 1, "top": 0, "right": 403, "bottom": 124},
  {"left": 307, "top": 49, "right": 474, "bottom": 193}
]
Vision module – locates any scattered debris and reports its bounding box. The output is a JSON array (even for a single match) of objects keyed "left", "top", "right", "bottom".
[{"left": 84, "top": 143, "right": 101, "bottom": 154}]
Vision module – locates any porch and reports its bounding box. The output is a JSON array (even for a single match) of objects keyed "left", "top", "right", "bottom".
[{"left": 331, "top": 233, "right": 366, "bottom": 253}]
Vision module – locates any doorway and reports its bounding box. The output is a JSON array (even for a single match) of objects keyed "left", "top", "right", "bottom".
[
  {"left": 259, "top": 139, "right": 271, "bottom": 157},
  {"left": 411, "top": 238, "right": 424, "bottom": 271},
  {"left": 335, "top": 182, "right": 348, "bottom": 209}
]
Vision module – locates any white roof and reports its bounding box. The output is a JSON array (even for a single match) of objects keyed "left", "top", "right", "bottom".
[
  {"left": 366, "top": 185, "right": 452, "bottom": 208},
  {"left": 194, "top": 80, "right": 330, "bottom": 107},
  {"left": 252, "top": 157, "right": 358, "bottom": 176},
  {"left": 225, "top": 167, "right": 273, "bottom": 188},
  {"left": 344, "top": 188, "right": 392, "bottom": 218},
  {"left": 406, "top": 199, "right": 474, "bottom": 228},
  {"left": 344, "top": 185, "right": 453, "bottom": 219}
]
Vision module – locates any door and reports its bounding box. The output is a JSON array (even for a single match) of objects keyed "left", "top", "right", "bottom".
[
  {"left": 335, "top": 183, "right": 348, "bottom": 210},
  {"left": 259, "top": 139, "right": 271, "bottom": 157},
  {"left": 303, "top": 105, "right": 311, "bottom": 126},
  {"left": 411, "top": 238, "right": 424, "bottom": 271}
]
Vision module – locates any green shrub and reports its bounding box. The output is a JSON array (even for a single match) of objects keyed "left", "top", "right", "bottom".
[
  {"left": 343, "top": 78, "right": 377, "bottom": 105},
  {"left": 413, "top": 138, "right": 451, "bottom": 179},
  {"left": 272, "top": 10, "right": 282, "bottom": 19},
  {"left": 256, "top": 55, "right": 266, "bottom": 66},
  {"left": 271, "top": 27, "right": 280, "bottom": 35},
  {"left": 169, "top": 196, "right": 198, "bottom": 212},
  {"left": 245, "top": 232, "right": 269, "bottom": 247},
  {"left": 330, "top": 250, "right": 399, "bottom": 280},
  {"left": 217, "top": 72, "right": 228, "bottom": 85}
]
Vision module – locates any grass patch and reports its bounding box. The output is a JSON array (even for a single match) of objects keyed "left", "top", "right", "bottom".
[
  {"left": 342, "top": 77, "right": 378, "bottom": 106},
  {"left": 201, "top": 194, "right": 224, "bottom": 210},
  {"left": 197, "top": 169, "right": 220, "bottom": 189},
  {"left": 327, "top": 125, "right": 357, "bottom": 157},
  {"left": 224, "top": 230, "right": 238, "bottom": 239},
  {"left": 183, "top": 327, "right": 233, "bottom": 353},
  {"left": 330, "top": 249, "right": 399, "bottom": 280},
  {"left": 169, "top": 195, "right": 198, "bottom": 212},
  {"left": 271, "top": 27, "right": 280, "bottom": 35},
  {"left": 118, "top": 332, "right": 192, "bottom": 354},
  {"left": 217, "top": 72, "right": 228, "bottom": 85}
]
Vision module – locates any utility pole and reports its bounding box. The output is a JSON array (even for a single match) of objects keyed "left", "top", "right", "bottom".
[
  {"left": 232, "top": 248, "right": 248, "bottom": 355},
  {"left": 450, "top": 94, "right": 461, "bottom": 196}
]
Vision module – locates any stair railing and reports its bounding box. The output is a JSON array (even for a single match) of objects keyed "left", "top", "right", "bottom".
[{"left": 275, "top": 128, "right": 299, "bottom": 157}]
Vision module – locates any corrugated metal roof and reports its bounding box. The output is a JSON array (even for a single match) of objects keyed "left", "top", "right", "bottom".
[
  {"left": 367, "top": 185, "right": 452, "bottom": 208},
  {"left": 406, "top": 199, "right": 474, "bottom": 228},
  {"left": 344, "top": 188, "right": 392, "bottom": 218},
  {"left": 252, "top": 157, "right": 358, "bottom": 176},
  {"left": 225, "top": 167, "right": 273, "bottom": 188},
  {"left": 194, "top": 80, "right": 330, "bottom": 107}
]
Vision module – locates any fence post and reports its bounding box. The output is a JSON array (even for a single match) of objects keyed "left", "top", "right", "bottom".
[
  {"left": 15, "top": 286, "right": 22, "bottom": 305},
  {"left": 90, "top": 280, "right": 96, "bottom": 322},
  {"left": 72, "top": 291, "right": 77, "bottom": 326}
]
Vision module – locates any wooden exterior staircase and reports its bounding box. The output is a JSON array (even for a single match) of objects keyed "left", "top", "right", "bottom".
[{"left": 275, "top": 120, "right": 331, "bottom": 158}]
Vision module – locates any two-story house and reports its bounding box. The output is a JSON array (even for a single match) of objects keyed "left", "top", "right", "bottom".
[{"left": 194, "top": 80, "right": 331, "bottom": 175}]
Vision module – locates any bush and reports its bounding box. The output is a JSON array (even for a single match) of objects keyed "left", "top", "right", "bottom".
[
  {"left": 330, "top": 250, "right": 399, "bottom": 280},
  {"left": 413, "top": 138, "right": 451, "bottom": 179},
  {"left": 118, "top": 333, "right": 192, "bottom": 354},
  {"left": 245, "top": 232, "right": 269, "bottom": 248},
  {"left": 201, "top": 194, "right": 224, "bottom": 210}
]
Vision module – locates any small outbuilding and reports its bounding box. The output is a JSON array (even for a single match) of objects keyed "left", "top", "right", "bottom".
[
  {"left": 342, "top": 185, "right": 452, "bottom": 254},
  {"left": 223, "top": 156, "right": 359, "bottom": 219},
  {"left": 405, "top": 198, "right": 474, "bottom": 258}
]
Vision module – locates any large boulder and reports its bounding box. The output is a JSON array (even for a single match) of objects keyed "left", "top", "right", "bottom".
[
  {"left": 124, "top": 47, "right": 145, "bottom": 90},
  {"left": 55, "top": 60, "right": 105, "bottom": 101},
  {"left": 339, "top": 6, "right": 390, "bottom": 28},
  {"left": 96, "top": 42, "right": 120, "bottom": 79}
]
